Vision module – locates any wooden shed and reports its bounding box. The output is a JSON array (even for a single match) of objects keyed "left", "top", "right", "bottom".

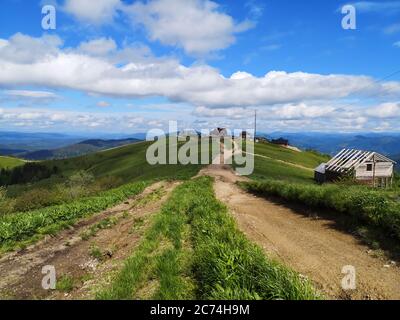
[{"left": 314, "top": 149, "right": 396, "bottom": 188}]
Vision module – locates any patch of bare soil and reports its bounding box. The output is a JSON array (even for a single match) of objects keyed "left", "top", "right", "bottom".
[
  {"left": 199, "top": 164, "right": 400, "bottom": 300},
  {"left": 0, "top": 181, "right": 178, "bottom": 300}
]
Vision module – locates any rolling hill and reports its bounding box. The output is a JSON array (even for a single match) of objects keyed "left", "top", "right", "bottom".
[
  {"left": 21, "top": 138, "right": 142, "bottom": 160},
  {"left": 0, "top": 156, "right": 25, "bottom": 170},
  {"left": 245, "top": 141, "right": 330, "bottom": 183}
]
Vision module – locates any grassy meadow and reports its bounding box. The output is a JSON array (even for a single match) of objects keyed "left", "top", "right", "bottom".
[{"left": 0, "top": 156, "right": 25, "bottom": 170}]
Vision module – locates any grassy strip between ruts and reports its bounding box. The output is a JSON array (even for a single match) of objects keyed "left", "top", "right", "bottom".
[
  {"left": 98, "top": 176, "right": 320, "bottom": 300},
  {"left": 240, "top": 179, "right": 400, "bottom": 242},
  {"left": 0, "top": 181, "right": 149, "bottom": 253}
]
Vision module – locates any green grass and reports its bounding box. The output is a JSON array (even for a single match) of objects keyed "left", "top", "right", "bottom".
[
  {"left": 4, "top": 140, "right": 205, "bottom": 200},
  {"left": 97, "top": 182, "right": 196, "bottom": 300},
  {"left": 98, "top": 177, "right": 320, "bottom": 300},
  {"left": 241, "top": 179, "right": 400, "bottom": 242},
  {"left": 44, "top": 140, "right": 204, "bottom": 184},
  {"left": 234, "top": 141, "right": 329, "bottom": 184},
  {"left": 251, "top": 157, "right": 315, "bottom": 183},
  {"left": 254, "top": 142, "right": 329, "bottom": 169},
  {"left": 0, "top": 181, "right": 148, "bottom": 253},
  {"left": 56, "top": 275, "right": 74, "bottom": 292},
  {"left": 0, "top": 156, "right": 25, "bottom": 170}
]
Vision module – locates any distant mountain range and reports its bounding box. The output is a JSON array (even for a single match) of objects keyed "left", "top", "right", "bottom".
[
  {"left": 0, "top": 131, "right": 145, "bottom": 160},
  {"left": 0, "top": 131, "right": 86, "bottom": 153},
  {"left": 260, "top": 132, "right": 400, "bottom": 167}
]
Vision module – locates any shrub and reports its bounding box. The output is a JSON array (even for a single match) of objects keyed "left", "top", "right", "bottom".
[
  {"left": 0, "top": 187, "right": 14, "bottom": 216},
  {"left": 13, "top": 188, "right": 64, "bottom": 212}
]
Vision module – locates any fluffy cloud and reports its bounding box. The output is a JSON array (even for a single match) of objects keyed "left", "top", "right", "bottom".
[
  {"left": 366, "top": 102, "right": 400, "bottom": 118},
  {"left": 1, "top": 33, "right": 400, "bottom": 115},
  {"left": 63, "top": 0, "right": 122, "bottom": 24},
  {"left": 4, "top": 90, "right": 58, "bottom": 99},
  {"left": 0, "top": 107, "right": 144, "bottom": 131},
  {"left": 125, "top": 0, "right": 253, "bottom": 56},
  {"left": 0, "top": 33, "right": 62, "bottom": 64},
  {"left": 193, "top": 101, "right": 400, "bottom": 132},
  {"left": 77, "top": 38, "right": 117, "bottom": 56}
]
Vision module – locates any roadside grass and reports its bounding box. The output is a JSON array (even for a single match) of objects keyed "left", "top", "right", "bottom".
[
  {"left": 0, "top": 181, "right": 149, "bottom": 253},
  {"left": 98, "top": 177, "right": 320, "bottom": 300},
  {"left": 188, "top": 177, "right": 319, "bottom": 300},
  {"left": 241, "top": 179, "right": 400, "bottom": 243},
  {"left": 56, "top": 275, "right": 74, "bottom": 293}
]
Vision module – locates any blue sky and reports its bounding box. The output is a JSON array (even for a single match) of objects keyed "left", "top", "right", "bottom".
[{"left": 0, "top": 0, "right": 399, "bottom": 134}]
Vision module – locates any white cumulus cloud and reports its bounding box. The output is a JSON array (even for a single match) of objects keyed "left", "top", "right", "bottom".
[
  {"left": 63, "top": 0, "right": 122, "bottom": 24},
  {"left": 125, "top": 0, "right": 253, "bottom": 56}
]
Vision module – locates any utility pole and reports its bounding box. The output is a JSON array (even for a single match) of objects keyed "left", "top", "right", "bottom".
[{"left": 254, "top": 109, "right": 257, "bottom": 143}]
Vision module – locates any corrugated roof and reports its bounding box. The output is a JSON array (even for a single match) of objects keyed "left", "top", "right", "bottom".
[{"left": 325, "top": 149, "right": 396, "bottom": 173}]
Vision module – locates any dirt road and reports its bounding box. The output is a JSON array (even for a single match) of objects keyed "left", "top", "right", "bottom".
[
  {"left": 199, "top": 164, "right": 400, "bottom": 300},
  {"left": 0, "top": 181, "right": 178, "bottom": 300}
]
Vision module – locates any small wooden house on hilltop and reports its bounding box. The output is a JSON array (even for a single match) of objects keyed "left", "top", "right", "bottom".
[
  {"left": 210, "top": 128, "right": 228, "bottom": 137},
  {"left": 314, "top": 149, "right": 396, "bottom": 188}
]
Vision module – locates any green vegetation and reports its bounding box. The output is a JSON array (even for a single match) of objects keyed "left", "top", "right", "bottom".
[
  {"left": 235, "top": 141, "right": 329, "bottom": 183},
  {"left": 0, "top": 181, "right": 148, "bottom": 253},
  {"left": 250, "top": 157, "right": 315, "bottom": 183},
  {"left": 0, "top": 162, "right": 58, "bottom": 186},
  {"left": 56, "top": 275, "right": 74, "bottom": 293},
  {"left": 81, "top": 216, "right": 120, "bottom": 241},
  {"left": 98, "top": 177, "right": 320, "bottom": 300},
  {"left": 1, "top": 141, "right": 203, "bottom": 214},
  {"left": 0, "top": 156, "right": 25, "bottom": 170},
  {"left": 241, "top": 180, "right": 400, "bottom": 242},
  {"left": 43, "top": 141, "right": 203, "bottom": 184},
  {"left": 254, "top": 142, "right": 329, "bottom": 169}
]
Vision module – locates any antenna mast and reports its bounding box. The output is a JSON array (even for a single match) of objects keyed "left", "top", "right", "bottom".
[{"left": 254, "top": 109, "right": 257, "bottom": 143}]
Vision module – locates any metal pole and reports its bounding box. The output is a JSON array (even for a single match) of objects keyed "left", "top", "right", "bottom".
[
  {"left": 254, "top": 109, "right": 257, "bottom": 143},
  {"left": 372, "top": 154, "right": 376, "bottom": 188}
]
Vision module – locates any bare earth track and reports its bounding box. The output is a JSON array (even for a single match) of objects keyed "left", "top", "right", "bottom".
[
  {"left": 0, "top": 181, "right": 178, "bottom": 300},
  {"left": 199, "top": 164, "right": 400, "bottom": 300}
]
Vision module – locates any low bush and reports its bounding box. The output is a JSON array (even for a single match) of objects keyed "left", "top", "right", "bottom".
[
  {"left": 241, "top": 180, "right": 400, "bottom": 241},
  {"left": 0, "top": 187, "right": 15, "bottom": 216},
  {"left": 13, "top": 188, "right": 64, "bottom": 212}
]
